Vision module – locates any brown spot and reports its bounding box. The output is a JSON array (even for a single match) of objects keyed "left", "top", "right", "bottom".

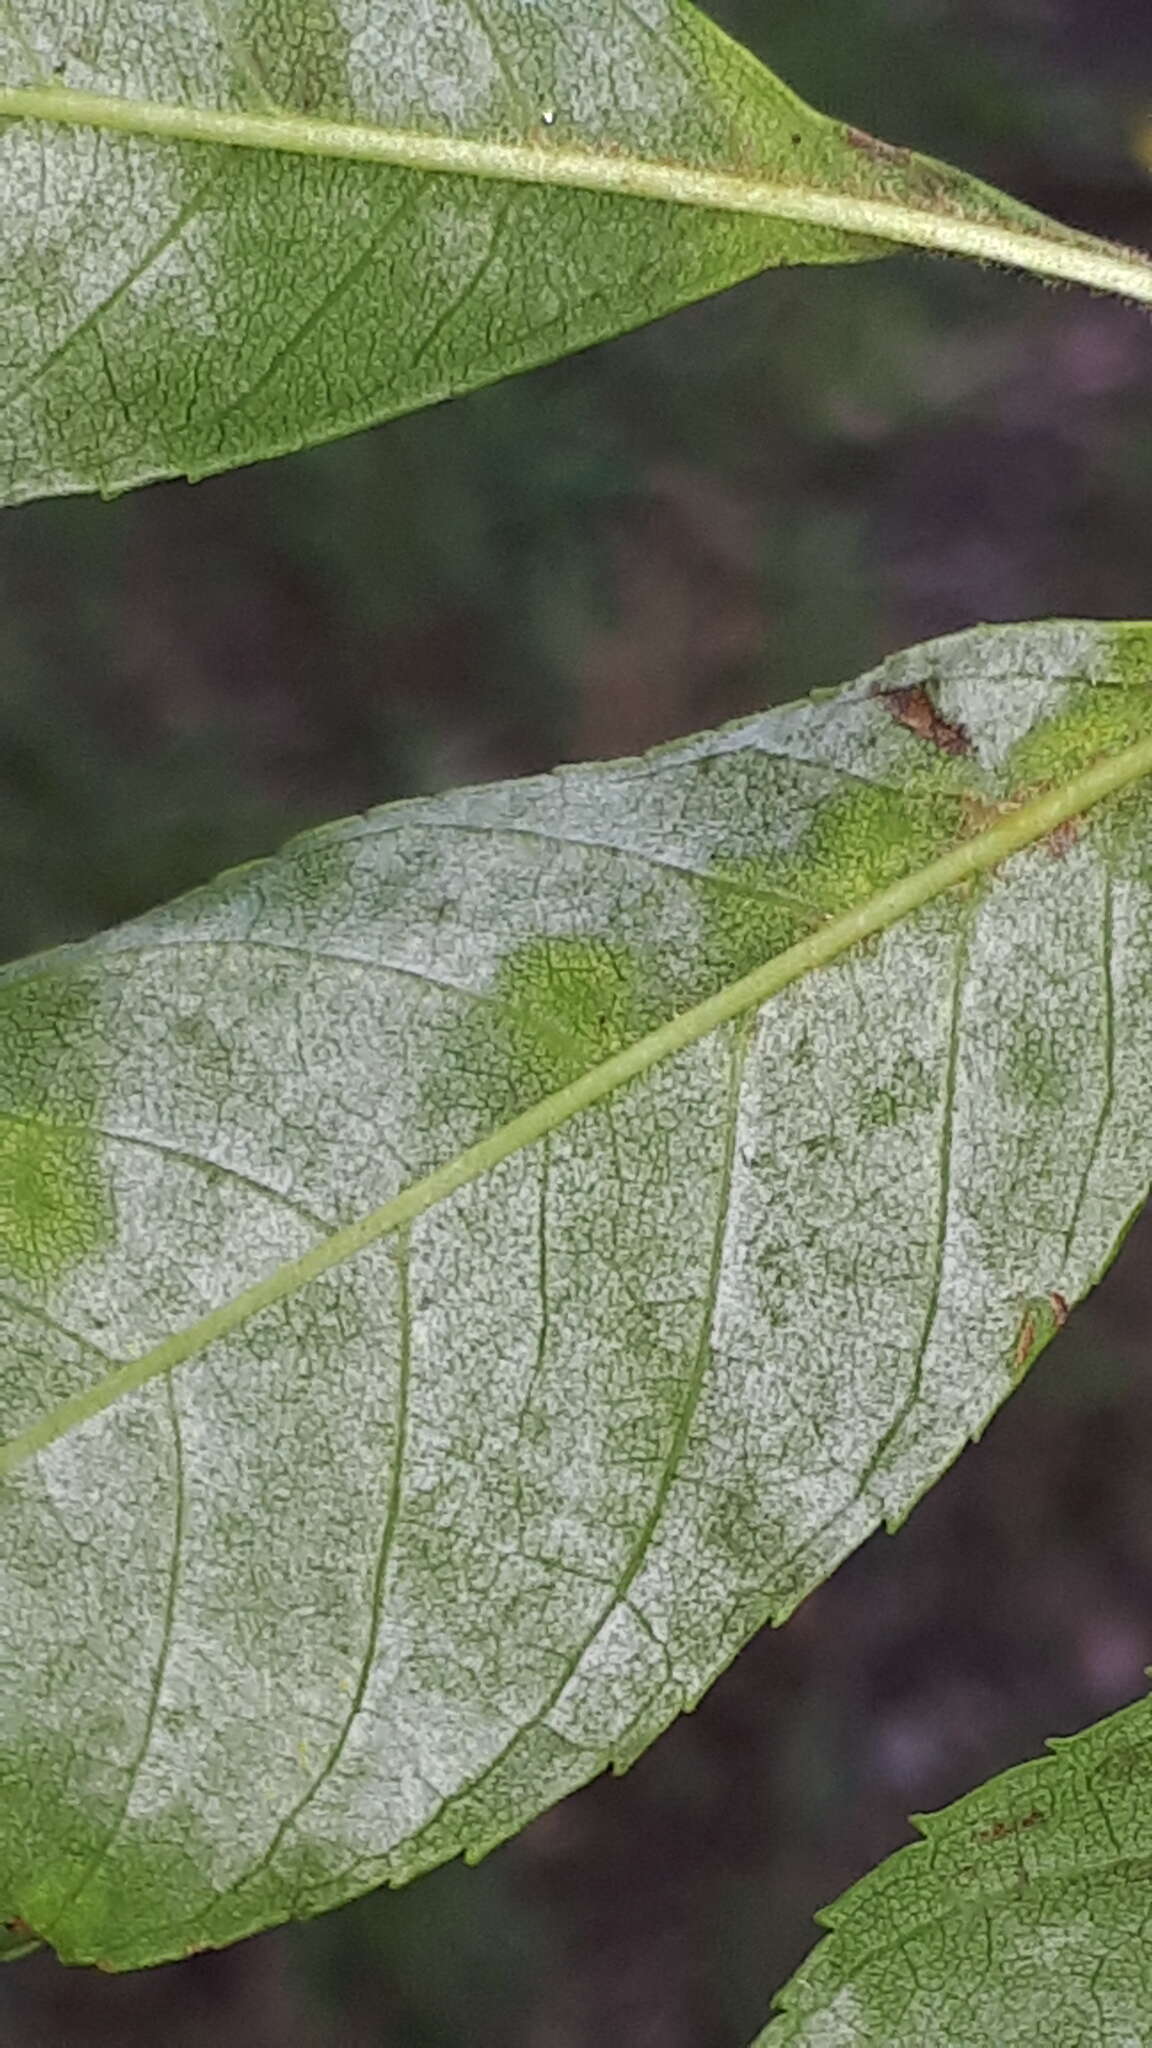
[
  {"left": 976, "top": 1807, "right": 1047, "bottom": 1845},
  {"left": 3, "top": 1917, "right": 38, "bottom": 1943},
  {"left": 1045, "top": 817, "right": 1082, "bottom": 860},
  {"left": 1012, "top": 1313, "right": 1037, "bottom": 1377},
  {"left": 1012, "top": 1293, "right": 1070, "bottom": 1377},
  {"left": 960, "top": 792, "right": 1008, "bottom": 838},
  {"left": 843, "top": 124, "right": 912, "bottom": 164},
  {"left": 883, "top": 683, "right": 973, "bottom": 757}
]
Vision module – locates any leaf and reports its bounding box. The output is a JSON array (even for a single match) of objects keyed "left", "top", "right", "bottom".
[
  {"left": 3, "top": 3, "right": 1152, "bottom": 505},
  {"left": 2, "top": 618, "right": 1152, "bottom": 1969},
  {"left": 756, "top": 1685, "right": 1152, "bottom": 2046}
]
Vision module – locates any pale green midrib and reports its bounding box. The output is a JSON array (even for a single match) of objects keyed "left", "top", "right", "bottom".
[
  {"left": 2, "top": 737, "right": 1152, "bottom": 1479},
  {"left": 2, "top": 83, "right": 1152, "bottom": 306}
]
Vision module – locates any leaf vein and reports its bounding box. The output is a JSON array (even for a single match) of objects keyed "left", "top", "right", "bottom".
[
  {"left": 363, "top": 814, "right": 829, "bottom": 916},
  {"left": 855, "top": 898, "right": 975, "bottom": 1506},
  {"left": 188, "top": 182, "right": 425, "bottom": 444},
  {"left": 384, "top": 1012, "right": 752, "bottom": 1848},
  {"left": 41, "top": 1374, "right": 187, "bottom": 1930},
  {"left": 0, "top": 1110, "right": 334, "bottom": 1233},
  {"left": 0, "top": 1284, "right": 115, "bottom": 1365},
  {"left": 99, "top": 930, "right": 597, "bottom": 1070},
  {"left": 1059, "top": 863, "right": 1116, "bottom": 1271},
  {"left": 203, "top": 1225, "right": 414, "bottom": 1914},
  {"left": 0, "top": 178, "right": 220, "bottom": 416}
]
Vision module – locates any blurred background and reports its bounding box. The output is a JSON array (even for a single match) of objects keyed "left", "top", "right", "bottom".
[{"left": 3, "top": 0, "right": 1152, "bottom": 2038}]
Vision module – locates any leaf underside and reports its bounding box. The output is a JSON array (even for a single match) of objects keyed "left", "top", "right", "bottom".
[
  {"left": 1, "top": 619, "right": 1152, "bottom": 1968},
  {"left": 0, "top": 0, "right": 1114, "bottom": 505},
  {"left": 758, "top": 1683, "right": 1152, "bottom": 2046}
]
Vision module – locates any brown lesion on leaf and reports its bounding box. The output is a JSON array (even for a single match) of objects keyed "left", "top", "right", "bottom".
[
  {"left": 843, "top": 124, "right": 912, "bottom": 165},
  {"left": 964, "top": 783, "right": 1090, "bottom": 861},
  {"left": 960, "top": 791, "right": 1008, "bottom": 838},
  {"left": 1012, "top": 1311, "right": 1039, "bottom": 1378},
  {"left": 1043, "top": 816, "right": 1084, "bottom": 860},
  {"left": 881, "top": 681, "right": 973, "bottom": 757},
  {"left": 1011, "top": 1291, "right": 1071, "bottom": 1381},
  {"left": 3, "top": 1916, "right": 39, "bottom": 1943},
  {"left": 976, "top": 1806, "right": 1047, "bottom": 1846},
  {"left": 1001, "top": 776, "right": 1089, "bottom": 857}
]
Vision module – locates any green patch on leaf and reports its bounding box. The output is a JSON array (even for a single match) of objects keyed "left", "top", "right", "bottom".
[
  {"left": 499, "top": 936, "right": 654, "bottom": 1075},
  {"left": 788, "top": 782, "right": 963, "bottom": 910},
  {"left": 426, "top": 933, "right": 665, "bottom": 1139},
  {"left": 0, "top": 975, "right": 110, "bottom": 1283},
  {"left": 1101, "top": 627, "right": 1152, "bottom": 692},
  {"left": 692, "top": 857, "right": 816, "bottom": 991},
  {"left": 0, "top": 1720, "right": 222, "bottom": 1969},
  {"left": 1005, "top": 680, "right": 1152, "bottom": 791},
  {"left": 695, "top": 782, "right": 962, "bottom": 996},
  {"left": 1003, "top": 1012, "right": 1077, "bottom": 1113}
]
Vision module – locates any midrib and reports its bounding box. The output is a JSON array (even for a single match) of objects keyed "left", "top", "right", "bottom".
[
  {"left": 2, "top": 734, "right": 1152, "bottom": 1477},
  {"left": 2, "top": 82, "right": 1152, "bottom": 306}
]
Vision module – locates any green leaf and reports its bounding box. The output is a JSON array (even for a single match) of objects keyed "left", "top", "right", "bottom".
[
  {"left": 757, "top": 1685, "right": 1152, "bottom": 2046},
  {"left": 2, "top": 618, "right": 1152, "bottom": 1969},
  {"left": 3, "top": 3, "right": 1152, "bottom": 505}
]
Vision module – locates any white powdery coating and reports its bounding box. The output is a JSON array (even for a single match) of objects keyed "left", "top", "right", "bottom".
[
  {"left": 340, "top": 0, "right": 711, "bottom": 149},
  {"left": 0, "top": 127, "right": 197, "bottom": 374},
  {"left": 874, "top": 619, "right": 1101, "bottom": 769},
  {"left": 0, "top": 0, "right": 230, "bottom": 103},
  {"left": 1, "top": 626, "right": 1151, "bottom": 1958}
]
